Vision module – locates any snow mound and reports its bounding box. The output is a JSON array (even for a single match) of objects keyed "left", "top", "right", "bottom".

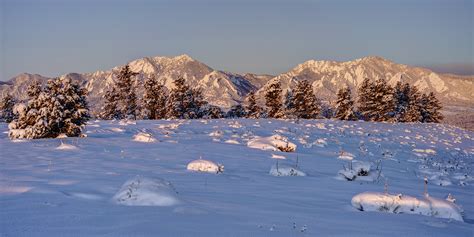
[
  {"left": 338, "top": 169, "right": 358, "bottom": 181},
  {"left": 225, "top": 139, "right": 240, "bottom": 144},
  {"left": 56, "top": 143, "right": 78, "bottom": 150},
  {"left": 313, "top": 138, "right": 327, "bottom": 147},
  {"left": 247, "top": 135, "right": 296, "bottom": 152},
  {"left": 113, "top": 176, "right": 180, "bottom": 206},
  {"left": 110, "top": 127, "right": 125, "bottom": 132},
  {"left": 351, "top": 192, "right": 463, "bottom": 222},
  {"left": 133, "top": 132, "right": 156, "bottom": 143},
  {"left": 271, "top": 153, "right": 286, "bottom": 159},
  {"left": 269, "top": 164, "right": 306, "bottom": 176},
  {"left": 338, "top": 151, "right": 355, "bottom": 160},
  {"left": 187, "top": 159, "right": 224, "bottom": 174},
  {"left": 209, "top": 130, "right": 223, "bottom": 137}
]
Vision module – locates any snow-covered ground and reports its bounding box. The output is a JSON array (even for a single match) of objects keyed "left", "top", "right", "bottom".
[{"left": 1, "top": 119, "right": 473, "bottom": 236}]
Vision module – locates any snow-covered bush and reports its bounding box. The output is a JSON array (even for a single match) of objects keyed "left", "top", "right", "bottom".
[
  {"left": 247, "top": 135, "right": 297, "bottom": 152},
  {"left": 338, "top": 161, "right": 372, "bottom": 181},
  {"left": 113, "top": 176, "right": 180, "bottom": 206},
  {"left": 338, "top": 169, "right": 358, "bottom": 181},
  {"left": 269, "top": 164, "right": 306, "bottom": 176},
  {"left": 187, "top": 159, "right": 224, "bottom": 174},
  {"left": 351, "top": 192, "right": 463, "bottom": 222}
]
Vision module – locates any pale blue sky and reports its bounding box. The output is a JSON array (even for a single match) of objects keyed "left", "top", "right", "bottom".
[{"left": 1, "top": 0, "right": 473, "bottom": 80}]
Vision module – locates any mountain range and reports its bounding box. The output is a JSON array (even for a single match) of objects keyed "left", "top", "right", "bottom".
[{"left": 1, "top": 55, "right": 473, "bottom": 129}]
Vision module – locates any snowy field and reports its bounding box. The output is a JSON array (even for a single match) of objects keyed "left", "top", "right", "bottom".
[{"left": 1, "top": 119, "right": 473, "bottom": 236}]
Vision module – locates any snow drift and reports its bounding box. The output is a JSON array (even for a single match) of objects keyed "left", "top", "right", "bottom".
[
  {"left": 187, "top": 159, "right": 224, "bottom": 174},
  {"left": 247, "top": 135, "right": 296, "bottom": 152},
  {"left": 55, "top": 143, "right": 78, "bottom": 150},
  {"left": 133, "top": 132, "right": 157, "bottom": 143},
  {"left": 351, "top": 192, "right": 463, "bottom": 222},
  {"left": 269, "top": 164, "right": 306, "bottom": 177},
  {"left": 113, "top": 176, "right": 180, "bottom": 206}
]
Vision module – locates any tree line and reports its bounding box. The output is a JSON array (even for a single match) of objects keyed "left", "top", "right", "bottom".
[{"left": 0, "top": 65, "right": 443, "bottom": 139}]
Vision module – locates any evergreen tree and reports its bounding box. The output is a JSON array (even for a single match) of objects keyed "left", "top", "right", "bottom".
[
  {"left": 245, "top": 91, "right": 262, "bottom": 119},
  {"left": 10, "top": 81, "right": 44, "bottom": 138},
  {"left": 392, "top": 82, "right": 411, "bottom": 122},
  {"left": 46, "top": 78, "right": 90, "bottom": 137},
  {"left": 421, "top": 92, "right": 443, "bottom": 123},
  {"left": 166, "top": 77, "right": 188, "bottom": 119},
  {"left": 283, "top": 90, "right": 295, "bottom": 118},
  {"left": 292, "top": 80, "right": 320, "bottom": 119},
  {"left": 166, "top": 77, "right": 206, "bottom": 119},
  {"left": 101, "top": 87, "right": 121, "bottom": 119},
  {"left": 185, "top": 88, "right": 207, "bottom": 119},
  {"left": 227, "top": 104, "right": 246, "bottom": 118},
  {"left": 27, "top": 81, "right": 42, "bottom": 98},
  {"left": 264, "top": 82, "right": 284, "bottom": 118},
  {"left": 372, "top": 78, "right": 395, "bottom": 122},
  {"left": 9, "top": 78, "right": 89, "bottom": 139},
  {"left": 357, "top": 78, "right": 374, "bottom": 121},
  {"left": 403, "top": 85, "right": 423, "bottom": 122},
  {"left": 0, "top": 93, "right": 16, "bottom": 123},
  {"left": 115, "top": 65, "right": 138, "bottom": 119},
  {"left": 320, "top": 102, "right": 335, "bottom": 119},
  {"left": 334, "top": 87, "right": 357, "bottom": 120},
  {"left": 201, "top": 105, "right": 224, "bottom": 119},
  {"left": 143, "top": 75, "right": 167, "bottom": 119},
  {"left": 358, "top": 78, "right": 394, "bottom": 122}
]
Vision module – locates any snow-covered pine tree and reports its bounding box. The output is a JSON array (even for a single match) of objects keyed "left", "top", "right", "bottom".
[
  {"left": 9, "top": 78, "right": 89, "bottom": 139},
  {"left": 201, "top": 105, "right": 224, "bottom": 119},
  {"left": 166, "top": 77, "right": 207, "bottom": 119},
  {"left": 166, "top": 77, "right": 188, "bottom": 119},
  {"left": 283, "top": 90, "right": 295, "bottom": 118},
  {"left": 9, "top": 81, "right": 44, "bottom": 138},
  {"left": 115, "top": 65, "right": 139, "bottom": 120},
  {"left": 372, "top": 78, "right": 395, "bottom": 122},
  {"left": 264, "top": 82, "right": 284, "bottom": 118},
  {"left": 357, "top": 78, "right": 374, "bottom": 121},
  {"left": 292, "top": 80, "right": 320, "bottom": 119},
  {"left": 403, "top": 85, "right": 422, "bottom": 122},
  {"left": 185, "top": 88, "right": 207, "bottom": 119},
  {"left": 420, "top": 92, "right": 443, "bottom": 123},
  {"left": 226, "top": 104, "right": 246, "bottom": 118},
  {"left": 334, "top": 87, "right": 357, "bottom": 120},
  {"left": 392, "top": 82, "right": 411, "bottom": 122},
  {"left": 0, "top": 93, "right": 16, "bottom": 123},
  {"left": 320, "top": 102, "right": 335, "bottom": 119},
  {"left": 245, "top": 91, "right": 262, "bottom": 119},
  {"left": 143, "top": 75, "right": 167, "bottom": 119},
  {"left": 55, "top": 77, "right": 90, "bottom": 136},
  {"left": 36, "top": 78, "right": 89, "bottom": 138},
  {"left": 27, "top": 81, "right": 42, "bottom": 98},
  {"left": 101, "top": 87, "right": 121, "bottom": 119}
]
